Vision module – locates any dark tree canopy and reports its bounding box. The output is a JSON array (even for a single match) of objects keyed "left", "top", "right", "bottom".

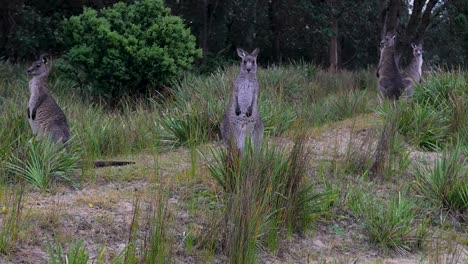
[{"left": 0, "top": 0, "right": 466, "bottom": 70}]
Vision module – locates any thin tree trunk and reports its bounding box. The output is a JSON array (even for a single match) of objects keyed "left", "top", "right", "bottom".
[
  {"left": 201, "top": 0, "right": 209, "bottom": 66},
  {"left": 329, "top": 16, "right": 339, "bottom": 72},
  {"left": 268, "top": 0, "right": 281, "bottom": 63}
]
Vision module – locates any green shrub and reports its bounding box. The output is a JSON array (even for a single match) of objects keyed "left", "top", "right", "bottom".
[{"left": 58, "top": 0, "right": 201, "bottom": 100}]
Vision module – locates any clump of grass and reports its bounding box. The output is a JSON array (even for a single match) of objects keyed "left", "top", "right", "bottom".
[
  {"left": 0, "top": 186, "right": 28, "bottom": 255},
  {"left": 302, "top": 90, "right": 371, "bottom": 126},
  {"left": 372, "top": 102, "right": 410, "bottom": 179},
  {"left": 6, "top": 137, "right": 81, "bottom": 192},
  {"left": 47, "top": 240, "right": 90, "bottom": 264},
  {"left": 0, "top": 101, "right": 30, "bottom": 174},
  {"left": 122, "top": 188, "right": 172, "bottom": 263},
  {"left": 205, "top": 136, "right": 333, "bottom": 260},
  {"left": 412, "top": 144, "right": 468, "bottom": 212},
  {"left": 140, "top": 189, "right": 173, "bottom": 263},
  {"left": 381, "top": 71, "right": 467, "bottom": 151},
  {"left": 158, "top": 103, "right": 209, "bottom": 148},
  {"left": 351, "top": 191, "right": 420, "bottom": 254},
  {"left": 260, "top": 101, "right": 297, "bottom": 136}
]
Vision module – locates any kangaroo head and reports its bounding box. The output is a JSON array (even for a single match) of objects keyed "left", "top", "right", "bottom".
[
  {"left": 379, "top": 33, "right": 396, "bottom": 49},
  {"left": 411, "top": 43, "right": 423, "bottom": 57},
  {"left": 237, "top": 48, "right": 259, "bottom": 74},
  {"left": 27, "top": 54, "right": 50, "bottom": 77}
]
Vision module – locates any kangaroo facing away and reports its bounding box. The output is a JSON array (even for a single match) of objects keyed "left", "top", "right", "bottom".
[
  {"left": 221, "top": 48, "right": 264, "bottom": 154},
  {"left": 402, "top": 43, "right": 423, "bottom": 97},
  {"left": 376, "top": 34, "right": 405, "bottom": 102},
  {"left": 26, "top": 55, "right": 134, "bottom": 168}
]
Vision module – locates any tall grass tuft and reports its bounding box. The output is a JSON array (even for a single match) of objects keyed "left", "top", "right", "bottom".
[
  {"left": 0, "top": 186, "right": 28, "bottom": 254},
  {"left": 47, "top": 240, "right": 90, "bottom": 264},
  {"left": 380, "top": 71, "right": 467, "bottom": 151},
  {"left": 6, "top": 137, "right": 81, "bottom": 192},
  {"left": 122, "top": 188, "right": 172, "bottom": 263},
  {"left": 205, "top": 136, "right": 333, "bottom": 260},
  {"left": 351, "top": 191, "right": 419, "bottom": 254},
  {"left": 413, "top": 144, "right": 468, "bottom": 212},
  {"left": 158, "top": 102, "right": 209, "bottom": 148},
  {"left": 141, "top": 189, "right": 173, "bottom": 263}
]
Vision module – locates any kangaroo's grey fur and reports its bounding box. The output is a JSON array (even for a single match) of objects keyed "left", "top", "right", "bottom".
[
  {"left": 27, "top": 55, "right": 70, "bottom": 144},
  {"left": 402, "top": 43, "right": 423, "bottom": 97},
  {"left": 26, "top": 55, "right": 134, "bottom": 168},
  {"left": 221, "top": 48, "right": 264, "bottom": 153},
  {"left": 376, "top": 34, "right": 405, "bottom": 102}
]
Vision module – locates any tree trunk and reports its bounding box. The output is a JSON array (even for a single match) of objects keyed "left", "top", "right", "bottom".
[
  {"left": 381, "top": 0, "right": 400, "bottom": 37},
  {"left": 268, "top": 0, "right": 282, "bottom": 63},
  {"left": 329, "top": 16, "right": 339, "bottom": 73},
  {"left": 201, "top": 0, "right": 209, "bottom": 66},
  {"left": 0, "top": 0, "right": 23, "bottom": 59}
]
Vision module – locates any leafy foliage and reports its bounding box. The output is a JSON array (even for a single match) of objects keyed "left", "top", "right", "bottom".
[{"left": 58, "top": 0, "right": 201, "bottom": 100}]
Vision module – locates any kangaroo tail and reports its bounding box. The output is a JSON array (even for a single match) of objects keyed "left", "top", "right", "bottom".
[{"left": 92, "top": 161, "right": 135, "bottom": 168}]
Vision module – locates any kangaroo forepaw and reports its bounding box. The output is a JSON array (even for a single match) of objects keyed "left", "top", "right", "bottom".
[
  {"left": 235, "top": 107, "right": 241, "bottom": 116},
  {"left": 246, "top": 107, "right": 252, "bottom": 117}
]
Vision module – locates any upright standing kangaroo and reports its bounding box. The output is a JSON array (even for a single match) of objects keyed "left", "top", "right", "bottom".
[
  {"left": 221, "top": 48, "right": 264, "bottom": 154},
  {"left": 376, "top": 34, "right": 405, "bottom": 102},
  {"left": 402, "top": 43, "right": 423, "bottom": 97},
  {"left": 26, "top": 55, "right": 134, "bottom": 168},
  {"left": 27, "top": 55, "right": 70, "bottom": 144}
]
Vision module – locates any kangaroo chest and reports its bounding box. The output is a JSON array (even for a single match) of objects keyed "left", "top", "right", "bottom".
[
  {"left": 28, "top": 78, "right": 42, "bottom": 133},
  {"left": 237, "top": 82, "right": 255, "bottom": 112}
]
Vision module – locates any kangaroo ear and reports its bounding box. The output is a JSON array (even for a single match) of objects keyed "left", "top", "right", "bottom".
[
  {"left": 391, "top": 34, "right": 396, "bottom": 40},
  {"left": 40, "top": 54, "right": 48, "bottom": 65},
  {"left": 237, "top": 48, "right": 246, "bottom": 59},
  {"left": 411, "top": 43, "right": 416, "bottom": 49},
  {"left": 251, "top": 48, "right": 260, "bottom": 57}
]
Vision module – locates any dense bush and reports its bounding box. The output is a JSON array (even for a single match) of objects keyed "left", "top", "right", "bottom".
[{"left": 58, "top": 0, "right": 201, "bottom": 100}]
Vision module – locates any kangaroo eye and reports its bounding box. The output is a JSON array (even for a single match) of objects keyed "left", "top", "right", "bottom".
[
  {"left": 244, "top": 61, "right": 247, "bottom": 65},
  {"left": 36, "top": 65, "right": 40, "bottom": 68}
]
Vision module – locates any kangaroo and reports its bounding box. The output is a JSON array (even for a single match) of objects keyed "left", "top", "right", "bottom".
[
  {"left": 27, "top": 54, "right": 70, "bottom": 144},
  {"left": 221, "top": 48, "right": 264, "bottom": 154},
  {"left": 402, "top": 43, "right": 423, "bottom": 97},
  {"left": 26, "top": 55, "right": 134, "bottom": 168},
  {"left": 376, "top": 33, "right": 405, "bottom": 102}
]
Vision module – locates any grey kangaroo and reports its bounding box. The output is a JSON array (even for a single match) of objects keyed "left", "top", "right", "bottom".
[
  {"left": 26, "top": 55, "right": 133, "bottom": 168},
  {"left": 27, "top": 54, "right": 70, "bottom": 144},
  {"left": 402, "top": 43, "right": 423, "bottom": 97},
  {"left": 221, "top": 48, "right": 264, "bottom": 153},
  {"left": 376, "top": 33, "right": 405, "bottom": 102}
]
